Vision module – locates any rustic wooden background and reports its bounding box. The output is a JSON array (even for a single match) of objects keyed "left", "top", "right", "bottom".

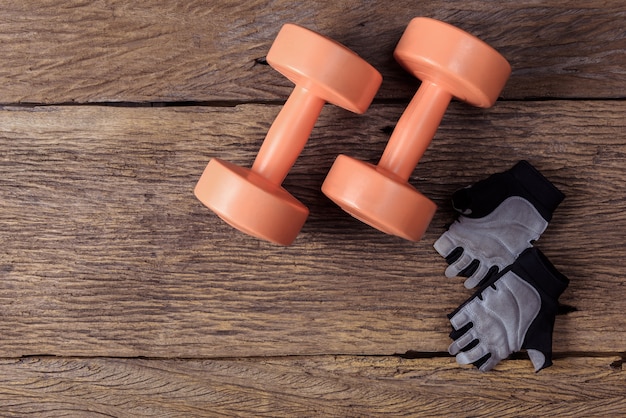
[{"left": 1, "top": 1, "right": 625, "bottom": 416}]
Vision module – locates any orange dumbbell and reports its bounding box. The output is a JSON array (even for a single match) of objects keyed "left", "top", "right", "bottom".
[
  {"left": 195, "top": 24, "right": 382, "bottom": 245},
  {"left": 322, "top": 17, "right": 511, "bottom": 241}
]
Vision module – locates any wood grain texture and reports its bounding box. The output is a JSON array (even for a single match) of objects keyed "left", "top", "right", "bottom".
[
  {"left": 0, "top": 356, "right": 623, "bottom": 417},
  {"left": 1, "top": 102, "right": 624, "bottom": 357},
  {"left": 0, "top": 0, "right": 624, "bottom": 104},
  {"left": 1, "top": 1, "right": 623, "bottom": 415}
]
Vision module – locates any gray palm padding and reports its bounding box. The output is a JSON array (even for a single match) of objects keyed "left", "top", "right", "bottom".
[
  {"left": 448, "top": 270, "right": 544, "bottom": 372},
  {"left": 434, "top": 196, "right": 548, "bottom": 288}
]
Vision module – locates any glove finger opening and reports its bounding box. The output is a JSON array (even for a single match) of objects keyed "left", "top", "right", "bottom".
[
  {"left": 459, "top": 259, "right": 480, "bottom": 277},
  {"left": 463, "top": 262, "right": 491, "bottom": 289},
  {"left": 449, "top": 322, "right": 472, "bottom": 340},
  {"left": 445, "top": 252, "right": 474, "bottom": 278},
  {"left": 456, "top": 343, "right": 491, "bottom": 366},
  {"left": 479, "top": 266, "right": 501, "bottom": 287},
  {"left": 473, "top": 353, "right": 492, "bottom": 370},
  {"left": 445, "top": 247, "right": 464, "bottom": 265},
  {"left": 449, "top": 309, "right": 473, "bottom": 332},
  {"left": 448, "top": 330, "right": 477, "bottom": 355},
  {"left": 433, "top": 233, "right": 460, "bottom": 260},
  {"left": 477, "top": 354, "right": 501, "bottom": 372},
  {"left": 466, "top": 265, "right": 502, "bottom": 290}
]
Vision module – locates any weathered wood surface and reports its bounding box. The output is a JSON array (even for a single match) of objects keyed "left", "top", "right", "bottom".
[
  {"left": 1, "top": 102, "right": 624, "bottom": 357},
  {"left": 1, "top": 0, "right": 625, "bottom": 414},
  {"left": 0, "top": 356, "right": 623, "bottom": 417},
  {"left": 0, "top": 1, "right": 624, "bottom": 104}
]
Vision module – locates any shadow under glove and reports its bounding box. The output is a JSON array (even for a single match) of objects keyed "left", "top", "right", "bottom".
[
  {"left": 434, "top": 160, "right": 565, "bottom": 289},
  {"left": 448, "top": 247, "right": 569, "bottom": 372}
]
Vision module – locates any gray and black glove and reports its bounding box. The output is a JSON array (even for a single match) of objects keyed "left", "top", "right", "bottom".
[
  {"left": 434, "top": 160, "right": 565, "bottom": 288},
  {"left": 447, "top": 247, "right": 569, "bottom": 372}
]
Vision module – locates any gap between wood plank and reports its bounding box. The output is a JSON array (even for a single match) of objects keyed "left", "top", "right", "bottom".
[
  {"left": 7, "top": 352, "right": 625, "bottom": 365},
  {"left": 0, "top": 96, "right": 624, "bottom": 110}
]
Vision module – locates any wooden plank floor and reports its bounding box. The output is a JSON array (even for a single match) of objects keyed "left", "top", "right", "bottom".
[{"left": 1, "top": 1, "right": 624, "bottom": 416}]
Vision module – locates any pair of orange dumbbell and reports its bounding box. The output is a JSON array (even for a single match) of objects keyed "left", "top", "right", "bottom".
[{"left": 195, "top": 17, "right": 511, "bottom": 245}]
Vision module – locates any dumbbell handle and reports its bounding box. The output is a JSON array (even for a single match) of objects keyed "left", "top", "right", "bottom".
[
  {"left": 252, "top": 85, "right": 325, "bottom": 185},
  {"left": 378, "top": 81, "right": 452, "bottom": 181}
]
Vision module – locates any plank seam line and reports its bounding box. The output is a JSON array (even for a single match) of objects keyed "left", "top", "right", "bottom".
[
  {"left": 0, "top": 97, "right": 624, "bottom": 109},
  {"left": 4, "top": 352, "right": 624, "bottom": 362}
]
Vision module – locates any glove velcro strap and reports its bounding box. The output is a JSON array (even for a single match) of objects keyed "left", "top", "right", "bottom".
[
  {"left": 512, "top": 248, "right": 569, "bottom": 301},
  {"left": 510, "top": 160, "right": 565, "bottom": 222}
]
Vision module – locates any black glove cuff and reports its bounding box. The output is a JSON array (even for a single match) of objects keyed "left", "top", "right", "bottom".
[
  {"left": 510, "top": 160, "right": 565, "bottom": 222},
  {"left": 450, "top": 160, "right": 565, "bottom": 221},
  {"left": 512, "top": 248, "right": 569, "bottom": 301}
]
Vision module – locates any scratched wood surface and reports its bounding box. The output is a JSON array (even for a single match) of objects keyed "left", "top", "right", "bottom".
[
  {"left": 0, "top": 0, "right": 625, "bottom": 416},
  {"left": 0, "top": 357, "right": 623, "bottom": 417},
  {"left": 0, "top": 0, "right": 624, "bottom": 103},
  {"left": 0, "top": 102, "right": 624, "bottom": 358}
]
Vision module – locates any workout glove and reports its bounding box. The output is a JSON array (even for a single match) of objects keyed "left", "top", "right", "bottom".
[
  {"left": 448, "top": 247, "right": 569, "bottom": 372},
  {"left": 434, "top": 160, "right": 565, "bottom": 288}
]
